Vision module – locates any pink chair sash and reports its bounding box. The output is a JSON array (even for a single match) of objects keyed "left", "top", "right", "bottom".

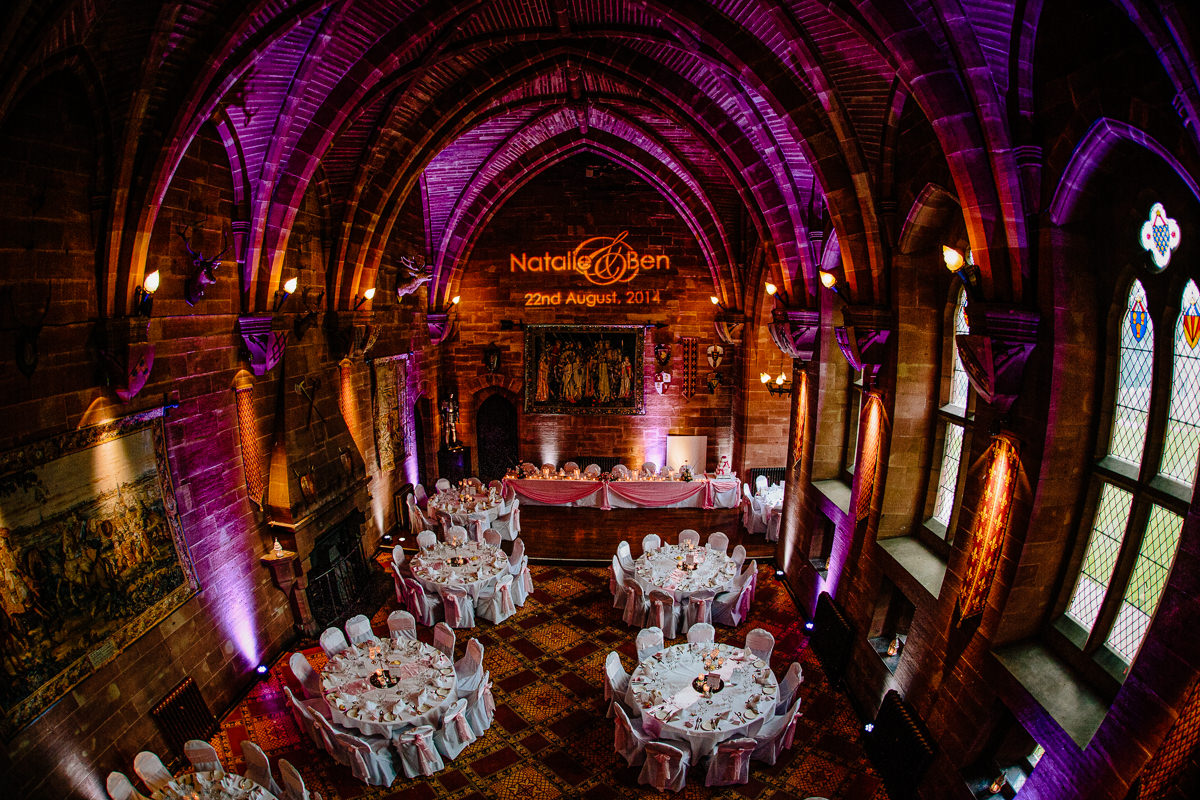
[
  {"left": 413, "top": 733, "right": 438, "bottom": 773},
  {"left": 482, "top": 681, "right": 496, "bottom": 715},
  {"left": 691, "top": 597, "right": 711, "bottom": 625},
  {"left": 498, "top": 583, "right": 515, "bottom": 616},
  {"left": 725, "top": 750, "right": 749, "bottom": 781},
  {"left": 453, "top": 712, "right": 473, "bottom": 741},
  {"left": 521, "top": 566, "right": 534, "bottom": 593},
  {"left": 650, "top": 751, "right": 673, "bottom": 789},
  {"left": 781, "top": 713, "right": 799, "bottom": 750}
]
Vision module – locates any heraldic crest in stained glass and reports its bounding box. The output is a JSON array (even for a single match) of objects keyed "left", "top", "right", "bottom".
[
  {"left": 1131, "top": 298, "right": 1150, "bottom": 342},
  {"left": 1140, "top": 202, "right": 1181, "bottom": 270},
  {"left": 1184, "top": 302, "right": 1200, "bottom": 349}
]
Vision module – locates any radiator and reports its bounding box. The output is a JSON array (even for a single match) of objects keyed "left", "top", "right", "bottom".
[
  {"left": 864, "top": 690, "right": 935, "bottom": 800},
  {"left": 812, "top": 591, "right": 854, "bottom": 685},
  {"left": 746, "top": 466, "right": 787, "bottom": 487},
  {"left": 151, "top": 677, "right": 217, "bottom": 759}
]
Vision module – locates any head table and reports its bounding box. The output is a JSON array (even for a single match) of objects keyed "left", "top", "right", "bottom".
[
  {"left": 626, "top": 641, "right": 778, "bottom": 759},
  {"left": 151, "top": 771, "right": 275, "bottom": 800},
  {"left": 321, "top": 638, "right": 457, "bottom": 737},
  {"left": 503, "top": 473, "right": 739, "bottom": 510}
]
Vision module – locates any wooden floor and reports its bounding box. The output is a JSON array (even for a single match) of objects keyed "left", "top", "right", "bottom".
[{"left": 404, "top": 504, "right": 778, "bottom": 563}]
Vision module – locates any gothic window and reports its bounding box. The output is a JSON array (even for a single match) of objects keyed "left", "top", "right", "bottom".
[{"left": 927, "top": 287, "right": 973, "bottom": 541}]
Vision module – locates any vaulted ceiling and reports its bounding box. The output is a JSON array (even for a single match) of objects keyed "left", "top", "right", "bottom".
[{"left": 1, "top": 0, "right": 1053, "bottom": 317}]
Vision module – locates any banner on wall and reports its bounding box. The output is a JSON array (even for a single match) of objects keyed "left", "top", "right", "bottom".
[{"left": 371, "top": 355, "right": 405, "bottom": 472}]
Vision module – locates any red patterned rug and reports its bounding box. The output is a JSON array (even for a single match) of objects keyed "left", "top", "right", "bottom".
[{"left": 207, "top": 563, "right": 887, "bottom": 799}]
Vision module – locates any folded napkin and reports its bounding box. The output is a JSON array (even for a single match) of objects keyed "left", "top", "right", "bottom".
[
  {"left": 392, "top": 699, "right": 410, "bottom": 715},
  {"left": 416, "top": 688, "right": 434, "bottom": 707}
]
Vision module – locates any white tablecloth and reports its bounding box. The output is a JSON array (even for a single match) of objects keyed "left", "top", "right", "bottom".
[
  {"left": 321, "top": 638, "right": 456, "bottom": 737},
  {"left": 410, "top": 540, "right": 510, "bottom": 600},
  {"left": 428, "top": 493, "right": 505, "bottom": 530},
  {"left": 151, "top": 771, "right": 275, "bottom": 800},
  {"left": 634, "top": 544, "right": 738, "bottom": 602},
  {"left": 627, "top": 642, "right": 778, "bottom": 759}
]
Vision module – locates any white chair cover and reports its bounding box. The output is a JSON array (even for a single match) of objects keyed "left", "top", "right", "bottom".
[
  {"left": 647, "top": 589, "right": 678, "bottom": 640},
  {"left": 745, "top": 627, "right": 775, "bottom": 664},
  {"left": 387, "top": 609, "right": 418, "bottom": 640},
  {"left": 636, "top": 626, "right": 664, "bottom": 662},
  {"left": 684, "top": 589, "right": 716, "bottom": 632},
  {"left": 392, "top": 544, "right": 407, "bottom": 572},
  {"left": 687, "top": 622, "right": 715, "bottom": 645},
  {"left": 641, "top": 533, "right": 661, "bottom": 552},
  {"left": 455, "top": 637, "right": 485, "bottom": 698},
  {"left": 612, "top": 464, "right": 630, "bottom": 478},
  {"left": 509, "top": 537, "right": 527, "bottom": 576},
  {"left": 434, "top": 698, "right": 478, "bottom": 760},
  {"left": 520, "top": 462, "right": 537, "bottom": 476},
  {"left": 184, "top": 739, "right": 222, "bottom": 772},
  {"left": 743, "top": 559, "right": 759, "bottom": 602},
  {"left": 730, "top": 544, "right": 747, "bottom": 572},
  {"left": 445, "top": 524, "right": 470, "bottom": 545},
  {"left": 610, "top": 556, "right": 629, "bottom": 609},
  {"left": 512, "top": 562, "right": 534, "bottom": 607},
  {"left": 755, "top": 475, "right": 769, "bottom": 492},
  {"left": 488, "top": 479, "right": 503, "bottom": 491},
  {"left": 641, "top": 461, "right": 657, "bottom": 476},
  {"left": 289, "top": 651, "right": 320, "bottom": 698},
  {"left": 749, "top": 495, "right": 767, "bottom": 534},
  {"left": 439, "top": 585, "right": 476, "bottom": 629},
  {"left": 616, "top": 540, "right": 636, "bottom": 574},
  {"left": 336, "top": 730, "right": 397, "bottom": 787},
  {"left": 345, "top": 614, "right": 376, "bottom": 645},
  {"left": 311, "top": 711, "right": 347, "bottom": 762},
  {"left": 106, "top": 771, "right": 146, "bottom": 800},
  {"left": 713, "top": 578, "right": 754, "bottom": 627},
  {"left": 483, "top": 529, "right": 502, "bottom": 547},
  {"left": 279, "top": 759, "right": 312, "bottom": 800},
  {"left": 435, "top": 478, "right": 452, "bottom": 493},
  {"left": 541, "top": 462, "right": 556, "bottom": 472},
  {"left": 414, "top": 483, "right": 429, "bottom": 508},
  {"left": 493, "top": 497, "right": 521, "bottom": 541},
  {"left": 621, "top": 580, "right": 648, "bottom": 628},
  {"left": 705, "top": 736, "right": 757, "bottom": 786},
  {"left": 241, "top": 739, "right": 283, "bottom": 797},
  {"left": 416, "top": 530, "right": 438, "bottom": 550},
  {"left": 320, "top": 626, "right": 349, "bottom": 657},
  {"left": 753, "top": 696, "right": 803, "bottom": 765},
  {"left": 612, "top": 701, "right": 649, "bottom": 766},
  {"left": 405, "top": 576, "right": 443, "bottom": 626},
  {"left": 464, "top": 671, "right": 496, "bottom": 736},
  {"left": 584, "top": 463, "right": 601, "bottom": 477},
  {"left": 638, "top": 740, "right": 690, "bottom": 793},
  {"left": 390, "top": 560, "right": 408, "bottom": 606},
  {"left": 603, "top": 650, "right": 630, "bottom": 718},
  {"left": 563, "top": 461, "right": 580, "bottom": 473},
  {"left": 477, "top": 573, "right": 516, "bottom": 624},
  {"left": 132, "top": 752, "right": 172, "bottom": 793},
  {"left": 396, "top": 725, "right": 445, "bottom": 778},
  {"left": 433, "top": 621, "right": 456, "bottom": 659},
  {"left": 706, "top": 531, "right": 729, "bottom": 556},
  {"left": 465, "top": 477, "right": 483, "bottom": 490},
  {"left": 283, "top": 686, "right": 322, "bottom": 748},
  {"left": 777, "top": 661, "right": 804, "bottom": 714},
  {"left": 678, "top": 529, "right": 700, "bottom": 548}
]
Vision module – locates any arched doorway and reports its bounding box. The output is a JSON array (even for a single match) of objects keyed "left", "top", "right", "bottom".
[{"left": 476, "top": 394, "right": 519, "bottom": 483}]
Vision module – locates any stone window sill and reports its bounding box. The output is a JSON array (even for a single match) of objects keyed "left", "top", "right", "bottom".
[
  {"left": 877, "top": 536, "right": 947, "bottom": 600},
  {"left": 812, "top": 478, "right": 851, "bottom": 518},
  {"left": 993, "top": 640, "right": 1107, "bottom": 749}
]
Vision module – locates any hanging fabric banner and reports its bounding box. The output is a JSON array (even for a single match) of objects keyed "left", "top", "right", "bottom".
[
  {"left": 371, "top": 354, "right": 404, "bottom": 472},
  {"left": 681, "top": 337, "right": 698, "bottom": 398},
  {"left": 956, "top": 434, "right": 1020, "bottom": 625}
]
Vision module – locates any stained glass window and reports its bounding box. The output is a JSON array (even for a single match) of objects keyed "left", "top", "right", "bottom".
[
  {"left": 948, "top": 288, "right": 970, "bottom": 409},
  {"left": 846, "top": 370, "right": 862, "bottom": 475},
  {"left": 1161, "top": 280, "right": 1200, "bottom": 487},
  {"left": 1109, "top": 281, "right": 1153, "bottom": 466},
  {"left": 1105, "top": 505, "right": 1183, "bottom": 661},
  {"left": 932, "top": 423, "right": 964, "bottom": 526},
  {"left": 1065, "top": 483, "right": 1134, "bottom": 632}
]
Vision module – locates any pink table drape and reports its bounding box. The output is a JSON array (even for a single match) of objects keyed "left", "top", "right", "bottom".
[
  {"left": 606, "top": 480, "right": 705, "bottom": 508},
  {"left": 505, "top": 478, "right": 604, "bottom": 507}
]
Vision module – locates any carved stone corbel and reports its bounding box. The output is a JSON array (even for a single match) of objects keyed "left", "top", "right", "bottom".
[
  {"left": 833, "top": 306, "right": 894, "bottom": 389},
  {"left": 713, "top": 311, "right": 745, "bottom": 345},
  {"left": 955, "top": 304, "right": 1040, "bottom": 414},
  {"left": 427, "top": 311, "right": 457, "bottom": 345},
  {"left": 98, "top": 317, "right": 155, "bottom": 401},
  {"left": 238, "top": 314, "right": 288, "bottom": 376},
  {"left": 768, "top": 309, "right": 820, "bottom": 362}
]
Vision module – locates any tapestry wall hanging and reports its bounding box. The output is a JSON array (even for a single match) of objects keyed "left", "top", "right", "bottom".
[
  {"left": 0, "top": 408, "right": 197, "bottom": 736},
  {"left": 371, "top": 354, "right": 404, "bottom": 472},
  {"left": 524, "top": 324, "right": 645, "bottom": 415}
]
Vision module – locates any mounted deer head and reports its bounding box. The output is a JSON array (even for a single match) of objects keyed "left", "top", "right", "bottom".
[
  {"left": 5, "top": 284, "right": 52, "bottom": 378},
  {"left": 177, "top": 227, "right": 230, "bottom": 305},
  {"left": 395, "top": 256, "right": 431, "bottom": 299}
]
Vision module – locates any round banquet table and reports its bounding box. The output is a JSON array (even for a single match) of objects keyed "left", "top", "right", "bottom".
[
  {"left": 427, "top": 492, "right": 505, "bottom": 531},
  {"left": 410, "top": 540, "right": 511, "bottom": 601},
  {"left": 634, "top": 543, "right": 739, "bottom": 602},
  {"left": 151, "top": 770, "right": 276, "bottom": 800},
  {"left": 321, "top": 638, "right": 457, "bottom": 737},
  {"left": 626, "top": 641, "right": 779, "bottom": 759}
]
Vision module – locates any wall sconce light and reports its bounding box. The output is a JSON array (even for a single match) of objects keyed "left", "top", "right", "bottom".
[
  {"left": 943, "top": 245, "right": 980, "bottom": 295},
  {"left": 451, "top": 295, "right": 461, "bottom": 306},
  {"left": 352, "top": 287, "right": 376, "bottom": 310},
  {"left": 761, "top": 356, "right": 792, "bottom": 396},
  {"left": 987, "top": 771, "right": 1007, "bottom": 794},
  {"left": 133, "top": 270, "right": 160, "bottom": 317},
  {"left": 886, "top": 634, "right": 903, "bottom": 657},
  {"left": 273, "top": 277, "right": 298, "bottom": 312},
  {"left": 819, "top": 270, "right": 844, "bottom": 300},
  {"left": 710, "top": 295, "right": 720, "bottom": 306}
]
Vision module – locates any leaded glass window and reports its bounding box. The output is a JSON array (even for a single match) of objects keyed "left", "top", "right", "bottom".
[
  {"left": 1109, "top": 281, "right": 1153, "bottom": 466},
  {"left": 948, "top": 288, "right": 970, "bottom": 409},
  {"left": 1105, "top": 505, "right": 1183, "bottom": 661},
  {"left": 1160, "top": 279, "right": 1200, "bottom": 486},
  {"left": 1065, "top": 483, "right": 1134, "bottom": 632},
  {"left": 932, "top": 423, "right": 964, "bottom": 528},
  {"left": 927, "top": 287, "right": 973, "bottom": 541}
]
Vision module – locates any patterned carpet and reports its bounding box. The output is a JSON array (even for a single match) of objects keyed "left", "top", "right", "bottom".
[{"left": 207, "top": 563, "right": 888, "bottom": 799}]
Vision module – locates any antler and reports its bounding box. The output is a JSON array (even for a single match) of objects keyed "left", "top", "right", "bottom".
[{"left": 175, "top": 226, "right": 199, "bottom": 259}]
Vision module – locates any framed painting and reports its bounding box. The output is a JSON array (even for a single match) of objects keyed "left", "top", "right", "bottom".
[
  {"left": 0, "top": 408, "right": 197, "bottom": 736},
  {"left": 524, "top": 324, "right": 645, "bottom": 415}
]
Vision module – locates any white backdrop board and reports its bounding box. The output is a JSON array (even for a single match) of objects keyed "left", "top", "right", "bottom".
[{"left": 666, "top": 434, "right": 707, "bottom": 473}]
